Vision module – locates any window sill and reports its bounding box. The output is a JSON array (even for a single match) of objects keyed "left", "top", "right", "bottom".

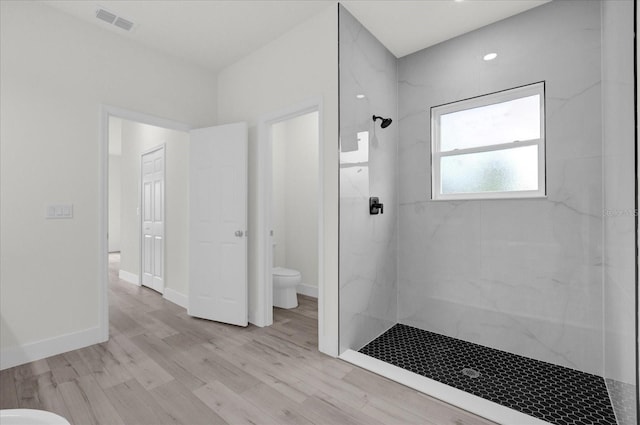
[{"left": 429, "top": 194, "right": 548, "bottom": 202}]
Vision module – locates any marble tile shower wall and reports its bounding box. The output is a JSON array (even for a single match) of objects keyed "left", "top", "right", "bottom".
[
  {"left": 397, "top": 1, "right": 605, "bottom": 375},
  {"left": 602, "top": 1, "right": 637, "bottom": 423},
  {"left": 339, "top": 5, "right": 399, "bottom": 352}
]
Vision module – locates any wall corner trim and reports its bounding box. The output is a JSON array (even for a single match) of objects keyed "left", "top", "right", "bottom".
[{"left": 0, "top": 326, "right": 103, "bottom": 371}]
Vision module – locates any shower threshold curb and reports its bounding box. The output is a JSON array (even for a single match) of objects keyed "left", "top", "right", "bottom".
[{"left": 339, "top": 349, "right": 551, "bottom": 425}]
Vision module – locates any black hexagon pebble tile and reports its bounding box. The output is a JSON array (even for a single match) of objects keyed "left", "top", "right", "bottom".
[{"left": 359, "top": 324, "right": 617, "bottom": 425}]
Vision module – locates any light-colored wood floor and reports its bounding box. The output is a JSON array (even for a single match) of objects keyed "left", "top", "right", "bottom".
[{"left": 0, "top": 254, "right": 497, "bottom": 425}]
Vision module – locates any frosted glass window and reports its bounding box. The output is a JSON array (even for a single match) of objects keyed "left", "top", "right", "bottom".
[
  {"left": 431, "top": 82, "right": 545, "bottom": 200},
  {"left": 441, "top": 145, "right": 539, "bottom": 194}
]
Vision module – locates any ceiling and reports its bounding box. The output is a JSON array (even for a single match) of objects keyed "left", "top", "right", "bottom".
[
  {"left": 42, "top": 0, "right": 549, "bottom": 73},
  {"left": 341, "top": 0, "right": 549, "bottom": 58}
]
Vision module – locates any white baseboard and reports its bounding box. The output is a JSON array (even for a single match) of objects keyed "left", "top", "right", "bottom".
[
  {"left": 163, "top": 288, "right": 188, "bottom": 309},
  {"left": 297, "top": 283, "right": 318, "bottom": 298},
  {"left": 0, "top": 326, "right": 104, "bottom": 371},
  {"left": 339, "top": 350, "right": 551, "bottom": 425},
  {"left": 118, "top": 269, "right": 139, "bottom": 286}
]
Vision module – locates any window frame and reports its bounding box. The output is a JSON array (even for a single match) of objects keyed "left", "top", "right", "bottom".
[{"left": 430, "top": 81, "right": 546, "bottom": 201}]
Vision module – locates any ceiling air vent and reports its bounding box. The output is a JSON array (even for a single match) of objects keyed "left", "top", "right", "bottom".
[
  {"left": 95, "top": 8, "right": 116, "bottom": 24},
  {"left": 113, "top": 17, "right": 134, "bottom": 31},
  {"left": 95, "top": 6, "right": 135, "bottom": 32}
]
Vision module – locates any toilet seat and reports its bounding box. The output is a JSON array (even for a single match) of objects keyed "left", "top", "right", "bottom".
[{"left": 273, "top": 267, "right": 301, "bottom": 278}]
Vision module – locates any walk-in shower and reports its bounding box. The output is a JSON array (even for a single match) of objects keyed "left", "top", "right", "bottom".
[{"left": 338, "top": 2, "right": 637, "bottom": 425}]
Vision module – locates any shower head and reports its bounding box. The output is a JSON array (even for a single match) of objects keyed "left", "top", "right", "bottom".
[{"left": 372, "top": 115, "right": 392, "bottom": 128}]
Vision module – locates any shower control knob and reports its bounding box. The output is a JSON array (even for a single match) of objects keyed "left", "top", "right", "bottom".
[{"left": 369, "top": 197, "right": 384, "bottom": 215}]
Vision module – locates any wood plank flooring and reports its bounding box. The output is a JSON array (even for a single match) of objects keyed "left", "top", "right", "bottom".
[{"left": 0, "top": 254, "right": 497, "bottom": 425}]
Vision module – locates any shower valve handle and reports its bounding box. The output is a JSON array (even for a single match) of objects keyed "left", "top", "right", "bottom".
[{"left": 369, "top": 197, "right": 384, "bottom": 215}]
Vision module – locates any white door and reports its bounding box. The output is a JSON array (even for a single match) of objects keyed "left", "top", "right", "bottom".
[
  {"left": 141, "top": 146, "right": 165, "bottom": 293},
  {"left": 188, "top": 122, "right": 248, "bottom": 327}
]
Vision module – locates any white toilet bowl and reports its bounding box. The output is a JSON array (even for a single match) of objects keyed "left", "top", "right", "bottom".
[
  {"left": 273, "top": 267, "right": 301, "bottom": 309},
  {"left": 0, "top": 409, "right": 71, "bottom": 425}
]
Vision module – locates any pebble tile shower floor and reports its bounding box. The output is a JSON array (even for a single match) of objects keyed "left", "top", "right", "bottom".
[{"left": 359, "top": 324, "right": 617, "bottom": 425}]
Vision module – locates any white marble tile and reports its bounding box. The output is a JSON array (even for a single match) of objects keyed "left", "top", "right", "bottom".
[
  {"left": 396, "top": 0, "right": 607, "bottom": 376},
  {"left": 339, "top": 5, "right": 398, "bottom": 353},
  {"left": 342, "top": 0, "right": 635, "bottom": 389},
  {"left": 479, "top": 199, "right": 603, "bottom": 331},
  {"left": 399, "top": 296, "right": 603, "bottom": 374},
  {"left": 602, "top": 4, "right": 636, "bottom": 415},
  {"left": 397, "top": 197, "right": 603, "bottom": 374}
]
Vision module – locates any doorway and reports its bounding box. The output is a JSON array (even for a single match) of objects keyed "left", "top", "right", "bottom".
[
  {"left": 101, "top": 106, "right": 191, "bottom": 340},
  {"left": 108, "top": 116, "right": 186, "bottom": 295},
  {"left": 271, "top": 111, "right": 319, "bottom": 300},
  {"left": 102, "top": 106, "right": 250, "bottom": 340},
  {"left": 256, "top": 99, "right": 323, "bottom": 337}
]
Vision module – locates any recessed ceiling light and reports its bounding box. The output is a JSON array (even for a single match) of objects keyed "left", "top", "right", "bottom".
[
  {"left": 483, "top": 53, "right": 498, "bottom": 61},
  {"left": 356, "top": 94, "right": 366, "bottom": 99}
]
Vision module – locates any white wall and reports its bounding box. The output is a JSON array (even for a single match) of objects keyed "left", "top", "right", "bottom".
[
  {"left": 272, "top": 112, "right": 319, "bottom": 289},
  {"left": 217, "top": 4, "right": 339, "bottom": 355},
  {"left": 108, "top": 118, "right": 123, "bottom": 253},
  {"left": 108, "top": 155, "right": 122, "bottom": 252},
  {"left": 0, "top": 1, "right": 217, "bottom": 368},
  {"left": 119, "top": 119, "right": 190, "bottom": 298},
  {"left": 272, "top": 123, "right": 288, "bottom": 266},
  {"left": 339, "top": 5, "right": 399, "bottom": 353}
]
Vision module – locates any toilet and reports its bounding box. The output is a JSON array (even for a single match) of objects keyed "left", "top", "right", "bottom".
[{"left": 273, "top": 266, "right": 301, "bottom": 309}]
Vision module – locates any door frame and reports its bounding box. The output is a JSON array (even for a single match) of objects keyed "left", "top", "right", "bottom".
[
  {"left": 255, "top": 98, "right": 324, "bottom": 339},
  {"left": 99, "top": 104, "right": 191, "bottom": 341},
  {"left": 140, "top": 144, "right": 166, "bottom": 294}
]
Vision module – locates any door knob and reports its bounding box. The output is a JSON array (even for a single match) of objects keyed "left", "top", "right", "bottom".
[{"left": 235, "top": 230, "right": 244, "bottom": 237}]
